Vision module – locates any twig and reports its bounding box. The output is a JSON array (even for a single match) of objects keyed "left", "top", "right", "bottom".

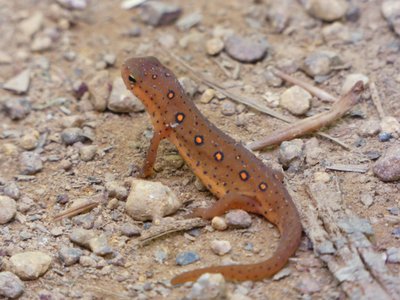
[
  {"left": 248, "top": 81, "right": 364, "bottom": 150},
  {"left": 273, "top": 68, "right": 337, "bottom": 102},
  {"left": 54, "top": 201, "right": 99, "bottom": 221},
  {"left": 325, "top": 164, "right": 368, "bottom": 173},
  {"left": 370, "top": 82, "right": 386, "bottom": 119}
]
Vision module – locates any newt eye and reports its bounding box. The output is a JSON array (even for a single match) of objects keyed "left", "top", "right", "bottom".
[{"left": 128, "top": 74, "right": 136, "bottom": 84}]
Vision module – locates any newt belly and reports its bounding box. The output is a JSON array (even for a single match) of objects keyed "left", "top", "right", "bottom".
[{"left": 121, "top": 56, "right": 302, "bottom": 284}]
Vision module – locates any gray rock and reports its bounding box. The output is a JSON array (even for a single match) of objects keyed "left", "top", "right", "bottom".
[
  {"left": 359, "top": 119, "right": 381, "bottom": 137},
  {"left": 61, "top": 127, "right": 86, "bottom": 145},
  {"left": 3, "top": 182, "right": 20, "bottom": 200},
  {"left": 19, "top": 151, "right": 43, "bottom": 175},
  {"left": 210, "top": 240, "right": 231, "bottom": 256},
  {"left": 176, "top": 251, "right": 200, "bottom": 266},
  {"left": 177, "top": 12, "right": 202, "bottom": 31},
  {"left": 373, "top": 143, "right": 400, "bottom": 182},
  {"left": 303, "top": 0, "right": 348, "bottom": 21},
  {"left": 303, "top": 51, "right": 334, "bottom": 77},
  {"left": 79, "top": 145, "right": 97, "bottom": 161},
  {"left": 19, "top": 130, "right": 40, "bottom": 150},
  {"left": 17, "top": 196, "right": 34, "bottom": 213},
  {"left": 120, "top": 223, "right": 141, "bottom": 237},
  {"left": 88, "top": 235, "right": 113, "bottom": 256},
  {"left": 280, "top": 86, "right": 311, "bottom": 116},
  {"left": 382, "top": 1, "right": 400, "bottom": 36},
  {"left": 108, "top": 77, "right": 145, "bottom": 113},
  {"left": 221, "top": 100, "right": 236, "bottom": 116},
  {"left": 380, "top": 116, "right": 400, "bottom": 137},
  {"left": 0, "top": 271, "right": 24, "bottom": 299},
  {"left": 59, "top": 247, "right": 83, "bottom": 266},
  {"left": 337, "top": 216, "right": 373, "bottom": 235},
  {"left": 296, "top": 275, "right": 321, "bottom": 294},
  {"left": 0, "top": 196, "right": 17, "bottom": 224},
  {"left": 360, "top": 193, "right": 374, "bottom": 208},
  {"left": 56, "top": 0, "right": 88, "bottom": 10},
  {"left": 69, "top": 228, "right": 96, "bottom": 248},
  {"left": 140, "top": 1, "right": 182, "bottom": 26},
  {"left": 187, "top": 273, "right": 226, "bottom": 300},
  {"left": 154, "top": 249, "right": 168, "bottom": 264},
  {"left": 386, "top": 247, "right": 400, "bottom": 263},
  {"left": 179, "top": 77, "right": 198, "bottom": 98},
  {"left": 103, "top": 53, "right": 116, "bottom": 67},
  {"left": 88, "top": 70, "right": 111, "bottom": 112},
  {"left": 225, "top": 210, "right": 252, "bottom": 228},
  {"left": 273, "top": 268, "right": 292, "bottom": 280},
  {"left": 279, "top": 139, "right": 305, "bottom": 170},
  {"left": 79, "top": 256, "right": 97, "bottom": 267},
  {"left": 3, "top": 69, "right": 31, "bottom": 94},
  {"left": 3, "top": 98, "right": 31, "bottom": 120},
  {"left": 10, "top": 252, "right": 52, "bottom": 280},
  {"left": 225, "top": 35, "right": 268, "bottom": 63},
  {"left": 263, "top": 67, "right": 283, "bottom": 87}
]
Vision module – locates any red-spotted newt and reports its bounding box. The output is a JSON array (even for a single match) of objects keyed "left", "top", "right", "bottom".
[{"left": 121, "top": 56, "right": 302, "bottom": 285}]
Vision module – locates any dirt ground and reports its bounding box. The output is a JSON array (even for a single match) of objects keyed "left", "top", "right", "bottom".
[{"left": 0, "top": 0, "right": 399, "bottom": 299}]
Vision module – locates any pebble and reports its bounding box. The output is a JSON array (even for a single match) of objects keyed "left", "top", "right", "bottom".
[
  {"left": 211, "top": 216, "right": 228, "bottom": 231},
  {"left": 176, "top": 251, "right": 200, "bottom": 266},
  {"left": 140, "top": 1, "right": 182, "bottom": 26},
  {"left": 158, "top": 34, "right": 176, "bottom": 49},
  {"left": 18, "top": 12, "right": 43, "bottom": 37},
  {"left": 3, "top": 69, "right": 31, "bottom": 94},
  {"left": 105, "top": 180, "right": 128, "bottom": 201},
  {"left": 108, "top": 77, "right": 145, "bottom": 113},
  {"left": 79, "top": 256, "right": 97, "bottom": 267},
  {"left": 200, "top": 89, "right": 216, "bottom": 104},
  {"left": 225, "top": 34, "right": 268, "bottom": 63},
  {"left": 322, "top": 22, "right": 361, "bottom": 44},
  {"left": 103, "top": 53, "right": 116, "bottom": 67},
  {"left": 179, "top": 77, "right": 198, "bottom": 98},
  {"left": 359, "top": 119, "right": 381, "bottom": 137},
  {"left": 272, "top": 268, "right": 292, "bottom": 280},
  {"left": 3, "top": 98, "right": 31, "bottom": 120},
  {"left": 121, "top": 0, "right": 147, "bottom": 10},
  {"left": 279, "top": 139, "right": 305, "bottom": 170},
  {"left": 360, "top": 193, "right": 374, "bottom": 207},
  {"left": 3, "top": 182, "right": 20, "bottom": 200},
  {"left": 0, "top": 196, "right": 17, "bottom": 224},
  {"left": 373, "top": 143, "right": 400, "bottom": 182},
  {"left": 59, "top": 247, "right": 83, "bottom": 266},
  {"left": 0, "top": 272, "right": 24, "bottom": 299},
  {"left": 206, "top": 38, "right": 224, "bottom": 56},
  {"left": 304, "top": 0, "right": 348, "bottom": 22},
  {"left": 120, "top": 223, "right": 141, "bottom": 237},
  {"left": 31, "top": 36, "right": 52, "bottom": 52},
  {"left": 296, "top": 276, "right": 321, "bottom": 294},
  {"left": 263, "top": 67, "right": 283, "bottom": 87},
  {"left": 126, "top": 179, "right": 182, "bottom": 222},
  {"left": 210, "top": 240, "right": 232, "bottom": 256},
  {"left": 19, "top": 151, "right": 43, "bottom": 175},
  {"left": 88, "top": 70, "right": 111, "bottom": 112},
  {"left": 56, "top": 0, "right": 88, "bottom": 10},
  {"left": 313, "top": 171, "right": 330, "bottom": 183},
  {"left": 302, "top": 51, "right": 334, "bottom": 78},
  {"left": 280, "top": 86, "right": 311, "bottom": 116},
  {"left": 17, "top": 196, "right": 34, "bottom": 213},
  {"left": 221, "top": 100, "right": 236, "bottom": 116},
  {"left": 378, "top": 132, "right": 392, "bottom": 142},
  {"left": 154, "top": 249, "right": 168, "bottom": 264},
  {"left": 177, "top": 12, "right": 202, "bottom": 31},
  {"left": 19, "top": 129, "right": 40, "bottom": 150},
  {"left": 304, "top": 137, "right": 323, "bottom": 166},
  {"left": 225, "top": 210, "right": 252, "bottom": 228},
  {"left": 342, "top": 73, "right": 369, "bottom": 94},
  {"left": 380, "top": 116, "right": 400, "bottom": 137},
  {"left": 10, "top": 251, "right": 52, "bottom": 280},
  {"left": 61, "top": 127, "right": 86, "bottom": 145},
  {"left": 79, "top": 145, "right": 97, "bottom": 161},
  {"left": 69, "top": 228, "right": 96, "bottom": 248},
  {"left": 88, "top": 235, "right": 113, "bottom": 256},
  {"left": 72, "top": 80, "right": 89, "bottom": 100},
  {"left": 186, "top": 273, "right": 226, "bottom": 300},
  {"left": 386, "top": 247, "right": 400, "bottom": 263},
  {"left": 381, "top": 1, "right": 400, "bottom": 36},
  {"left": 337, "top": 216, "right": 373, "bottom": 235}
]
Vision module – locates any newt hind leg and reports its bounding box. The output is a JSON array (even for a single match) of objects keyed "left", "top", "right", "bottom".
[{"left": 189, "top": 192, "right": 262, "bottom": 219}]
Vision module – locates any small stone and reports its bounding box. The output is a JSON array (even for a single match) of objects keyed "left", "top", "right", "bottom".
[
  {"left": 126, "top": 179, "right": 182, "bottom": 221},
  {"left": 221, "top": 100, "right": 236, "bottom": 116},
  {"left": 0, "top": 196, "right": 17, "bottom": 224},
  {"left": 187, "top": 273, "right": 226, "bottom": 300},
  {"left": 3, "top": 98, "right": 31, "bottom": 119},
  {"left": 158, "top": 34, "right": 176, "bottom": 49},
  {"left": 56, "top": 0, "right": 88, "bottom": 10},
  {"left": 60, "top": 159, "right": 72, "bottom": 171},
  {"left": 296, "top": 275, "right": 321, "bottom": 294},
  {"left": 359, "top": 119, "right": 381, "bottom": 137},
  {"left": 108, "top": 77, "right": 144, "bottom": 113},
  {"left": 279, "top": 139, "right": 305, "bottom": 170},
  {"left": 200, "top": 89, "right": 216, "bottom": 104},
  {"left": 176, "top": 251, "right": 200, "bottom": 266},
  {"left": 360, "top": 193, "right": 374, "bottom": 207},
  {"left": 0, "top": 272, "right": 24, "bottom": 299},
  {"left": 337, "top": 216, "right": 373, "bottom": 235},
  {"left": 314, "top": 171, "right": 330, "bottom": 183},
  {"left": 263, "top": 67, "right": 283, "bottom": 87},
  {"left": 210, "top": 240, "right": 231, "bottom": 256},
  {"left": 69, "top": 228, "right": 96, "bottom": 248},
  {"left": 177, "top": 11, "right": 202, "bottom": 31},
  {"left": 304, "top": 0, "right": 348, "bottom": 22},
  {"left": 19, "top": 151, "right": 43, "bottom": 175},
  {"left": 225, "top": 35, "right": 268, "bottom": 63},
  {"left": 273, "top": 268, "right": 292, "bottom": 280},
  {"left": 125, "top": 26, "right": 142, "bottom": 37},
  {"left": 59, "top": 247, "right": 82, "bottom": 266},
  {"left": 342, "top": 74, "right": 369, "bottom": 94},
  {"left": 10, "top": 252, "right": 52, "bottom": 280},
  {"left": 88, "top": 235, "right": 113, "bottom": 256},
  {"left": 322, "top": 22, "right": 362, "bottom": 44},
  {"left": 19, "top": 130, "right": 40, "bottom": 150},
  {"left": 3, "top": 69, "right": 31, "bottom": 94},
  {"left": 61, "top": 127, "right": 86, "bottom": 145},
  {"left": 386, "top": 247, "right": 400, "bottom": 263},
  {"left": 373, "top": 143, "right": 400, "bottom": 182},
  {"left": 31, "top": 36, "right": 52, "bottom": 52},
  {"left": 225, "top": 210, "right": 252, "bottom": 228},
  {"left": 120, "top": 223, "right": 141, "bottom": 237},
  {"left": 206, "top": 38, "right": 224, "bottom": 56},
  {"left": 3, "top": 182, "right": 20, "bottom": 200},
  {"left": 380, "top": 116, "right": 400, "bottom": 137},
  {"left": 378, "top": 132, "right": 392, "bottom": 142},
  {"left": 72, "top": 80, "right": 89, "bottom": 100},
  {"left": 79, "top": 256, "right": 97, "bottom": 267},
  {"left": 17, "top": 196, "right": 34, "bottom": 213},
  {"left": 79, "top": 145, "right": 97, "bottom": 161},
  {"left": 179, "top": 77, "right": 198, "bottom": 98},
  {"left": 50, "top": 227, "right": 63, "bottom": 237},
  {"left": 107, "top": 198, "right": 119, "bottom": 209},
  {"left": 88, "top": 70, "right": 111, "bottom": 112},
  {"left": 103, "top": 53, "right": 116, "bottom": 67},
  {"left": 280, "top": 86, "right": 311, "bottom": 116},
  {"left": 211, "top": 216, "right": 227, "bottom": 231},
  {"left": 154, "top": 249, "right": 168, "bottom": 264},
  {"left": 18, "top": 12, "right": 43, "bottom": 37},
  {"left": 381, "top": 1, "right": 400, "bottom": 36},
  {"left": 105, "top": 181, "right": 128, "bottom": 201},
  {"left": 140, "top": 2, "right": 182, "bottom": 26},
  {"left": 303, "top": 51, "right": 333, "bottom": 77},
  {"left": 304, "top": 138, "right": 323, "bottom": 166}
]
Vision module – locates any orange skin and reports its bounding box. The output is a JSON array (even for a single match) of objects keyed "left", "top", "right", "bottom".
[{"left": 121, "top": 56, "right": 302, "bottom": 285}]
